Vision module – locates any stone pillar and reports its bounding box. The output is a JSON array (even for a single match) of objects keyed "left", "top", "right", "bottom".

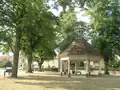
[
  {"left": 58, "top": 57, "right": 60, "bottom": 72},
  {"left": 75, "top": 61, "right": 77, "bottom": 74},
  {"left": 64, "top": 60, "right": 68, "bottom": 74},
  {"left": 68, "top": 60, "right": 71, "bottom": 77},
  {"left": 86, "top": 60, "right": 90, "bottom": 76},
  {"left": 98, "top": 60, "right": 102, "bottom": 76},
  {"left": 60, "top": 60, "right": 63, "bottom": 76}
]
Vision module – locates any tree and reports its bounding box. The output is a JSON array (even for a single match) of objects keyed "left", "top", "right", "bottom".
[
  {"left": 0, "top": 27, "right": 14, "bottom": 53},
  {"left": 0, "top": 0, "right": 26, "bottom": 77},
  {"left": 52, "top": 0, "right": 91, "bottom": 52},
  {"left": 85, "top": 0, "right": 120, "bottom": 74},
  {"left": 56, "top": 0, "right": 86, "bottom": 11},
  {"left": 0, "top": 0, "right": 49, "bottom": 77},
  {"left": 92, "top": 35, "right": 114, "bottom": 74},
  {"left": 85, "top": 0, "right": 120, "bottom": 53},
  {"left": 21, "top": 9, "right": 58, "bottom": 73},
  {"left": 11, "top": 0, "right": 45, "bottom": 77},
  {"left": 109, "top": 56, "right": 120, "bottom": 70},
  {"left": 33, "top": 44, "right": 56, "bottom": 71},
  {"left": 57, "top": 9, "right": 90, "bottom": 52}
]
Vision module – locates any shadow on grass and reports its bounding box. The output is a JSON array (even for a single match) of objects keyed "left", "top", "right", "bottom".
[
  {"left": 15, "top": 75, "right": 92, "bottom": 90},
  {"left": 17, "top": 75, "right": 75, "bottom": 81},
  {"left": 15, "top": 81, "right": 83, "bottom": 90},
  {"left": 16, "top": 74, "right": 120, "bottom": 81},
  {"left": 14, "top": 75, "right": 120, "bottom": 90}
]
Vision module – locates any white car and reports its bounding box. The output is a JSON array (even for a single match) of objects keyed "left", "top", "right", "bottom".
[{"left": 5, "top": 67, "right": 12, "bottom": 72}]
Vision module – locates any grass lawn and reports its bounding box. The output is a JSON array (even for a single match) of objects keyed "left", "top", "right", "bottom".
[{"left": 0, "top": 72, "right": 120, "bottom": 90}]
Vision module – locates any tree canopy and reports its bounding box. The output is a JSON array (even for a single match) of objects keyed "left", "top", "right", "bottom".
[
  {"left": 0, "top": 0, "right": 120, "bottom": 77},
  {"left": 85, "top": 0, "right": 120, "bottom": 74},
  {"left": 86, "top": 0, "right": 120, "bottom": 54},
  {"left": 0, "top": 0, "right": 59, "bottom": 77}
]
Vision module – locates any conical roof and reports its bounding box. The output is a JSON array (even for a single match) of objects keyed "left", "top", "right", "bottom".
[{"left": 60, "top": 38, "right": 101, "bottom": 57}]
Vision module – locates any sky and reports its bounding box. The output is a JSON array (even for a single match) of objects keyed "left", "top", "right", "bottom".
[
  {"left": 48, "top": 0, "right": 90, "bottom": 23},
  {"left": 0, "top": 53, "right": 3, "bottom": 56}
]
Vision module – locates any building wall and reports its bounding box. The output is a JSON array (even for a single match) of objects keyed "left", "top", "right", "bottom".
[{"left": 42, "top": 59, "right": 58, "bottom": 68}]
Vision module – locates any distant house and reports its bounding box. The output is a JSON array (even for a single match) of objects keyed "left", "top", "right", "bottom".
[
  {"left": 0, "top": 56, "right": 13, "bottom": 62},
  {"left": 42, "top": 58, "right": 58, "bottom": 68},
  {"left": 18, "top": 53, "right": 28, "bottom": 70},
  {"left": 0, "top": 56, "right": 7, "bottom": 62}
]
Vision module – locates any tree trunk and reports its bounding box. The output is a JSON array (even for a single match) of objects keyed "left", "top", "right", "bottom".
[
  {"left": 38, "top": 63, "right": 42, "bottom": 71},
  {"left": 58, "top": 57, "right": 60, "bottom": 72},
  {"left": 11, "top": 30, "right": 21, "bottom": 78},
  {"left": 103, "top": 55, "right": 109, "bottom": 75},
  {"left": 27, "top": 52, "right": 33, "bottom": 73},
  {"left": 37, "top": 58, "right": 44, "bottom": 71},
  {"left": 38, "top": 62, "right": 44, "bottom": 71}
]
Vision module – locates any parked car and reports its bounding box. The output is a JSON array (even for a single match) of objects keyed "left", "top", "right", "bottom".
[{"left": 4, "top": 67, "right": 12, "bottom": 76}]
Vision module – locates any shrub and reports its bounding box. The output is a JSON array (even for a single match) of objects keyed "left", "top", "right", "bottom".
[
  {"left": 51, "top": 67, "right": 58, "bottom": 72},
  {"left": 5, "top": 61, "right": 12, "bottom": 67},
  {"left": 0, "top": 61, "right": 12, "bottom": 68},
  {"left": 0, "top": 61, "right": 6, "bottom": 68}
]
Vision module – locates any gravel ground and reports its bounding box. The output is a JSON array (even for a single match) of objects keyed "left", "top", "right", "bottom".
[{"left": 0, "top": 72, "right": 120, "bottom": 90}]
